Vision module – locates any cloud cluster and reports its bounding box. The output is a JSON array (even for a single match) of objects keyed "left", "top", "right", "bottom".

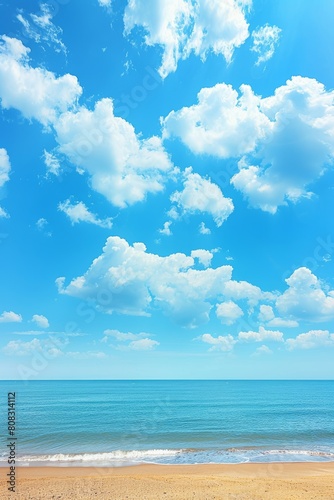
[
  {"left": 124, "top": 0, "right": 251, "bottom": 78},
  {"left": 58, "top": 199, "right": 113, "bottom": 229},
  {"left": 163, "top": 76, "right": 334, "bottom": 213},
  {"left": 54, "top": 98, "right": 173, "bottom": 207},
  {"left": 56, "top": 236, "right": 271, "bottom": 328},
  {"left": 0, "top": 36, "right": 81, "bottom": 126}
]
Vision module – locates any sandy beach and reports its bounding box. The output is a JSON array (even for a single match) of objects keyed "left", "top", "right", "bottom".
[{"left": 1, "top": 462, "right": 334, "bottom": 500}]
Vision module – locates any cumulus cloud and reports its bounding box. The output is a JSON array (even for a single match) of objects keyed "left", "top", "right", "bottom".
[
  {"left": 0, "top": 36, "right": 82, "bottom": 126},
  {"left": 170, "top": 168, "right": 234, "bottom": 226},
  {"left": 232, "top": 77, "right": 334, "bottom": 212},
  {"left": 258, "top": 304, "right": 274, "bottom": 322},
  {"left": 124, "top": 0, "right": 251, "bottom": 78},
  {"left": 58, "top": 199, "right": 113, "bottom": 229},
  {"left": 251, "top": 24, "right": 281, "bottom": 65},
  {"left": 32, "top": 314, "right": 49, "bottom": 329},
  {"left": 54, "top": 98, "right": 173, "bottom": 207},
  {"left": 17, "top": 3, "right": 67, "bottom": 54},
  {"left": 286, "top": 330, "right": 334, "bottom": 350},
  {"left": 216, "top": 300, "right": 243, "bottom": 325},
  {"left": 163, "top": 84, "right": 269, "bottom": 157},
  {"left": 258, "top": 304, "right": 298, "bottom": 328},
  {"left": 197, "top": 333, "right": 237, "bottom": 351},
  {"left": 276, "top": 267, "right": 334, "bottom": 322},
  {"left": 238, "top": 326, "right": 284, "bottom": 342},
  {"left": 163, "top": 76, "right": 334, "bottom": 213},
  {"left": 0, "top": 311, "right": 22, "bottom": 323},
  {"left": 56, "top": 236, "right": 270, "bottom": 328}
]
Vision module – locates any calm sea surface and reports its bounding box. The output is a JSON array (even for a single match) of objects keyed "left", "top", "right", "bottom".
[{"left": 1, "top": 380, "right": 334, "bottom": 466}]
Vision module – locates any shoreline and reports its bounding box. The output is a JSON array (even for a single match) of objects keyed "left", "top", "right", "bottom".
[{"left": 2, "top": 462, "right": 334, "bottom": 499}]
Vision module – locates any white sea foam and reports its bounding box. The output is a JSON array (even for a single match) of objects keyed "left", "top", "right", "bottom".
[{"left": 8, "top": 447, "right": 334, "bottom": 467}]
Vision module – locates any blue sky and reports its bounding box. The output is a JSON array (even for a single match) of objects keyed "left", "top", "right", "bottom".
[{"left": 0, "top": 0, "right": 334, "bottom": 380}]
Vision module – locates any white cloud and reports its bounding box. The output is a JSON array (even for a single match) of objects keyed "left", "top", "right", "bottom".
[
  {"left": 0, "top": 36, "right": 82, "bottom": 126},
  {"left": 2, "top": 338, "right": 63, "bottom": 357},
  {"left": 163, "top": 76, "right": 334, "bottom": 213},
  {"left": 199, "top": 222, "right": 211, "bottom": 235},
  {"left": 163, "top": 84, "right": 270, "bottom": 157},
  {"left": 98, "top": 0, "right": 112, "bottom": 7},
  {"left": 54, "top": 98, "right": 173, "bottom": 207},
  {"left": 44, "top": 150, "right": 61, "bottom": 176},
  {"left": 58, "top": 199, "right": 113, "bottom": 229},
  {"left": 238, "top": 326, "right": 284, "bottom": 342},
  {"left": 36, "top": 218, "right": 48, "bottom": 230},
  {"left": 253, "top": 344, "right": 273, "bottom": 355},
  {"left": 159, "top": 221, "right": 172, "bottom": 236},
  {"left": 103, "top": 329, "right": 158, "bottom": 350},
  {"left": 56, "top": 236, "right": 270, "bottom": 328},
  {"left": 191, "top": 249, "right": 213, "bottom": 268},
  {"left": 0, "top": 148, "right": 10, "bottom": 218},
  {"left": 170, "top": 168, "right": 234, "bottom": 226},
  {"left": 128, "top": 338, "right": 159, "bottom": 350},
  {"left": 197, "top": 333, "right": 237, "bottom": 351},
  {"left": 222, "top": 280, "right": 274, "bottom": 306},
  {"left": 258, "top": 304, "right": 298, "bottom": 328},
  {"left": 258, "top": 304, "right": 274, "bottom": 322},
  {"left": 0, "top": 148, "right": 10, "bottom": 187},
  {"left": 216, "top": 300, "right": 243, "bottom": 325},
  {"left": 124, "top": 0, "right": 251, "bottom": 78},
  {"left": 0, "top": 207, "right": 9, "bottom": 218},
  {"left": 286, "top": 330, "right": 334, "bottom": 350},
  {"left": 103, "top": 329, "right": 149, "bottom": 342},
  {"left": 0, "top": 311, "right": 22, "bottom": 323},
  {"left": 17, "top": 3, "right": 67, "bottom": 54},
  {"left": 276, "top": 267, "right": 334, "bottom": 322},
  {"left": 251, "top": 24, "right": 281, "bottom": 65},
  {"left": 232, "top": 77, "right": 334, "bottom": 212},
  {"left": 267, "top": 317, "right": 299, "bottom": 328},
  {"left": 32, "top": 314, "right": 49, "bottom": 329}
]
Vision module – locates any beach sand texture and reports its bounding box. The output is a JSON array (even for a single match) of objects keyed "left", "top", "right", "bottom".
[{"left": 1, "top": 463, "right": 334, "bottom": 500}]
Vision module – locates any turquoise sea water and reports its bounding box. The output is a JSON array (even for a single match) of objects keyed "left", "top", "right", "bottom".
[{"left": 1, "top": 380, "right": 334, "bottom": 466}]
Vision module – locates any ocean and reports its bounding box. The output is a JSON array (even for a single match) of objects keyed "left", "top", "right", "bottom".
[{"left": 1, "top": 380, "right": 334, "bottom": 467}]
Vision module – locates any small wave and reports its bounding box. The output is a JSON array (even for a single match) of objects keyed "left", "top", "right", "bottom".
[{"left": 6, "top": 447, "right": 334, "bottom": 467}]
